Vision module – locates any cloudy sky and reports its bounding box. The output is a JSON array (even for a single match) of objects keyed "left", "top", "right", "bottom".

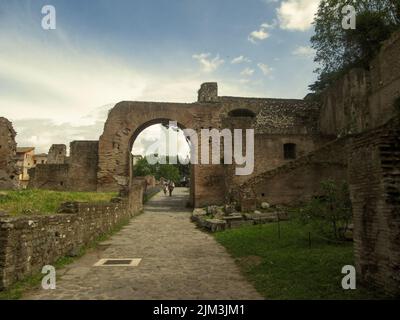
[{"left": 0, "top": 0, "right": 320, "bottom": 154}]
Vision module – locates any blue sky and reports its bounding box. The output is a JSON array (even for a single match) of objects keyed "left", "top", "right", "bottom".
[{"left": 0, "top": 0, "right": 320, "bottom": 153}]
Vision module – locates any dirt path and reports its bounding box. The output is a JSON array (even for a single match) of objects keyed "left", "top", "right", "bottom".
[{"left": 24, "top": 188, "right": 262, "bottom": 300}]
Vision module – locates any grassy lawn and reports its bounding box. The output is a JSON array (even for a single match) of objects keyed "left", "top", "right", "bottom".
[
  {"left": 0, "top": 189, "right": 117, "bottom": 216},
  {"left": 214, "top": 221, "right": 387, "bottom": 300}
]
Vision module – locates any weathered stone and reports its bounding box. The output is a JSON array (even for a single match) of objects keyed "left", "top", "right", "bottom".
[
  {"left": 0, "top": 184, "right": 145, "bottom": 290},
  {"left": 58, "top": 202, "right": 79, "bottom": 214},
  {"left": 204, "top": 219, "right": 226, "bottom": 232},
  {"left": 0, "top": 211, "right": 8, "bottom": 217},
  {"left": 0, "top": 117, "right": 19, "bottom": 190},
  {"left": 28, "top": 141, "right": 98, "bottom": 192},
  {"left": 47, "top": 144, "right": 67, "bottom": 164},
  {"left": 110, "top": 197, "right": 123, "bottom": 203},
  {"left": 349, "top": 119, "right": 400, "bottom": 296},
  {"left": 228, "top": 213, "right": 243, "bottom": 218},
  {"left": 224, "top": 204, "right": 235, "bottom": 214},
  {"left": 261, "top": 202, "right": 270, "bottom": 209},
  {"left": 191, "top": 209, "right": 207, "bottom": 223},
  {"left": 206, "top": 205, "right": 219, "bottom": 215},
  {"left": 192, "top": 208, "right": 206, "bottom": 216}
]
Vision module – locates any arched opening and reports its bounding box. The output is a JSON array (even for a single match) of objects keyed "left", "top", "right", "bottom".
[{"left": 129, "top": 119, "right": 192, "bottom": 203}]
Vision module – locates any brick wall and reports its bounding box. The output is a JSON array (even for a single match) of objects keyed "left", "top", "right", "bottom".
[
  {"left": 47, "top": 144, "right": 67, "bottom": 164},
  {"left": 0, "top": 117, "right": 19, "bottom": 190},
  {"left": 320, "top": 31, "right": 400, "bottom": 136},
  {"left": 348, "top": 118, "right": 400, "bottom": 296},
  {"left": 28, "top": 141, "right": 98, "bottom": 192},
  {"left": 67, "top": 141, "right": 98, "bottom": 191},
  {"left": 0, "top": 185, "right": 144, "bottom": 290},
  {"left": 28, "top": 164, "right": 69, "bottom": 190},
  {"left": 236, "top": 137, "right": 349, "bottom": 206}
]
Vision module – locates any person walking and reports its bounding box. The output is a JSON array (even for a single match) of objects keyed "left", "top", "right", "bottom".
[
  {"left": 168, "top": 181, "right": 175, "bottom": 197},
  {"left": 163, "top": 181, "right": 168, "bottom": 196}
]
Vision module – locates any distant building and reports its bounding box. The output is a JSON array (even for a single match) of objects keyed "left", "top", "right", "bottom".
[
  {"left": 33, "top": 153, "right": 48, "bottom": 166},
  {"left": 132, "top": 154, "right": 143, "bottom": 166},
  {"left": 16, "top": 147, "right": 35, "bottom": 188}
]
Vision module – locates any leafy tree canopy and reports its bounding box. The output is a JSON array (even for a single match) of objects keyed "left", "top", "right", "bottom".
[
  {"left": 310, "top": 0, "right": 400, "bottom": 93},
  {"left": 132, "top": 155, "right": 188, "bottom": 184}
]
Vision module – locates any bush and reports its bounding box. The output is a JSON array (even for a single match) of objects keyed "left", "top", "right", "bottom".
[{"left": 295, "top": 180, "right": 352, "bottom": 240}]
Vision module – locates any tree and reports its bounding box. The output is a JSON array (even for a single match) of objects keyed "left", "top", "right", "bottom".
[
  {"left": 310, "top": 0, "right": 399, "bottom": 93},
  {"left": 158, "top": 165, "right": 180, "bottom": 183},
  {"left": 297, "top": 180, "right": 352, "bottom": 240},
  {"left": 133, "top": 157, "right": 153, "bottom": 177},
  {"left": 132, "top": 155, "right": 188, "bottom": 184}
]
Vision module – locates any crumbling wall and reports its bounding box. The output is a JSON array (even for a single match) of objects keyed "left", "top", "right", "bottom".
[
  {"left": 128, "top": 182, "right": 145, "bottom": 214},
  {"left": 320, "top": 31, "right": 400, "bottom": 136},
  {"left": 348, "top": 118, "right": 400, "bottom": 296},
  {"left": 47, "top": 144, "right": 67, "bottom": 164},
  {"left": 0, "top": 117, "right": 19, "bottom": 189},
  {"left": 198, "top": 82, "right": 218, "bottom": 103},
  {"left": 0, "top": 183, "right": 144, "bottom": 290},
  {"left": 28, "top": 141, "right": 98, "bottom": 191},
  {"left": 67, "top": 141, "right": 98, "bottom": 191},
  {"left": 28, "top": 164, "right": 69, "bottom": 190},
  {"left": 236, "top": 137, "right": 349, "bottom": 206}
]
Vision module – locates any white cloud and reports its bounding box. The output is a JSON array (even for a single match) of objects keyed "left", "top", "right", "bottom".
[
  {"left": 192, "top": 53, "right": 224, "bottom": 73},
  {"left": 231, "top": 55, "right": 251, "bottom": 64},
  {"left": 0, "top": 30, "right": 267, "bottom": 152},
  {"left": 277, "top": 0, "right": 320, "bottom": 31},
  {"left": 248, "top": 21, "right": 276, "bottom": 43},
  {"left": 248, "top": 29, "right": 270, "bottom": 43},
  {"left": 0, "top": 6, "right": 292, "bottom": 153},
  {"left": 257, "top": 63, "right": 273, "bottom": 76},
  {"left": 241, "top": 68, "right": 255, "bottom": 76},
  {"left": 292, "top": 45, "right": 316, "bottom": 58},
  {"left": 131, "top": 124, "right": 190, "bottom": 159}
]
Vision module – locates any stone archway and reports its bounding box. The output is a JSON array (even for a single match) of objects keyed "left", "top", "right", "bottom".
[
  {"left": 127, "top": 118, "right": 190, "bottom": 194},
  {"left": 97, "top": 101, "right": 196, "bottom": 188}
]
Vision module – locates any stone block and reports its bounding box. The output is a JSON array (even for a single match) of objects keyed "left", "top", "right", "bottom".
[{"left": 204, "top": 219, "right": 226, "bottom": 232}]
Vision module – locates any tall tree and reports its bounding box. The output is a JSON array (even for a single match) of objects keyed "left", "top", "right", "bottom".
[{"left": 310, "top": 0, "right": 399, "bottom": 93}]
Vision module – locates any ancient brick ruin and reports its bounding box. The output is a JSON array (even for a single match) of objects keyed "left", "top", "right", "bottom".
[
  {"left": 29, "top": 141, "right": 98, "bottom": 191},
  {"left": 349, "top": 118, "right": 400, "bottom": 296},
  {"left": 0, "top": 117, "right": 19, "bottom": 189},
  {"left": 0, "top": 184, "right": 144, "bottom": 290},
  {"left": 1, "top": 31, "right": 399, "bottom": 296},
  {"left": 47, "top": 144, "right": 67, "bottom": 164}
]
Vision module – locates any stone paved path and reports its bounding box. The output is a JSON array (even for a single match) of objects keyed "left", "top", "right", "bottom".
[{"left": 24, "top": 188, "right": 262, "bottom": 300}]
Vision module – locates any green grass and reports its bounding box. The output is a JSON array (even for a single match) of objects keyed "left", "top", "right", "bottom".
[
  {"left": 0, "top": 189, "right": 117, "bottom": 216},
  {"left": 0, "top": 216, "right": 131, "bottom": 300},
  {"left": 214, "top": 221, "right": 388, "bottom": 300}
]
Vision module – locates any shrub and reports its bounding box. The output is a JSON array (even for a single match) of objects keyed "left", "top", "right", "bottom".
[{"left": 296, "top": 180, "right": 352, "bottom": 240}]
